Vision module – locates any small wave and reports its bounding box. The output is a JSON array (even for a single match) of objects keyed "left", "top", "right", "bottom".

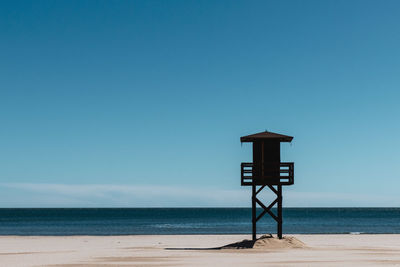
[
  {"left": 349, "top": 232, "right": 363, "bottom": 235},
  {"left": 152, "top": 222, "right": 236, "bottom": 229},
  {"left": 152, "top": 224, "right": 200, "bottom": 229}
]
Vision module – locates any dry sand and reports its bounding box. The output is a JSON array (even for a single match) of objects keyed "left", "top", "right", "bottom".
[{"left": 1, "top": 234, "right": 400, "bottom": 266}]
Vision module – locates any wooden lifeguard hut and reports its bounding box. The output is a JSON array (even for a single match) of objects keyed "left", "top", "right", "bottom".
[{"left": 240, "top": 131, "right": 294, "bottom": 240}]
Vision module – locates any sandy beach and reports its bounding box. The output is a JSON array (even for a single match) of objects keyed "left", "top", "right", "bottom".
[{"left": 1, "top": 234, "right": 400, "bottom": 266}]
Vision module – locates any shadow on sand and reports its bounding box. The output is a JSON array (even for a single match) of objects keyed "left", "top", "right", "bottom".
[{"left": 165, "top": 234, "right": 287, "bottom": 250}]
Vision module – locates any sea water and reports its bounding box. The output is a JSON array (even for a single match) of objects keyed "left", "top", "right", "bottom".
[{"left": 0, "top": 208, "right": 399, "bottom": 235}]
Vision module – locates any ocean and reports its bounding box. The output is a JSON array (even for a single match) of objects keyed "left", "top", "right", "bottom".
[{"left": 0, "top": 208, "right": 399, "bottom": 235}]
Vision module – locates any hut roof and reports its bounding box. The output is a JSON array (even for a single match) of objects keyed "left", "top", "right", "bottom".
[{"left": 240, "top": 131, "right": 293, "bottom": 143}]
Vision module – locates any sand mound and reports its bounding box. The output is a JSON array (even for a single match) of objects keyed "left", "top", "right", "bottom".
[
  {"left": 253, "top": 234, "right": 306, "bottom": 249},
  {"left": 221, "top": 234, "right": 306, "bottom": 250}
]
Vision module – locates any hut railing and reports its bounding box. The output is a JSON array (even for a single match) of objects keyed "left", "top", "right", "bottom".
[{"left": 241, "top": 162, "right": 294, "bottom": 186}]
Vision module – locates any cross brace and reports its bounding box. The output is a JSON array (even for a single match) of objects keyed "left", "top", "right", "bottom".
[{"left": 251, "top": 182, "right": 282, "bottom": 240}]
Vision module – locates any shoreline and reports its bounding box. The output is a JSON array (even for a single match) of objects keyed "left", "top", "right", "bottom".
[
  {"left": 0, "top": 232, "right": 392, "bottom": 235},
  {"left": 1, "top": 234, "right": 400, "bottom": 266}
]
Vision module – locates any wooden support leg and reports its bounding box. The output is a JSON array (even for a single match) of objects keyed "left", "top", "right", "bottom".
[
  {"left": 277, "top": 185, "right": 282, "bottom": 239},
  {"left": 252, "top": 182, "right": 256, "bottom": 241}
]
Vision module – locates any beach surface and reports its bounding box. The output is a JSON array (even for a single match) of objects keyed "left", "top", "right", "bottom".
[{"left": 1, "top": 234, "right": 400, "bottom": 266}]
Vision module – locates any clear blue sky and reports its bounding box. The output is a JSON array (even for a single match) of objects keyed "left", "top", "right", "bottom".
[{"left": 1, "top": 0, "right": 400, "bottom": 207}]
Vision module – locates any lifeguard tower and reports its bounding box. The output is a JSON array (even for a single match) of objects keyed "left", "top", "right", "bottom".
[{"left": 240, "top": 131, "right": 294, "bottom": 240}]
